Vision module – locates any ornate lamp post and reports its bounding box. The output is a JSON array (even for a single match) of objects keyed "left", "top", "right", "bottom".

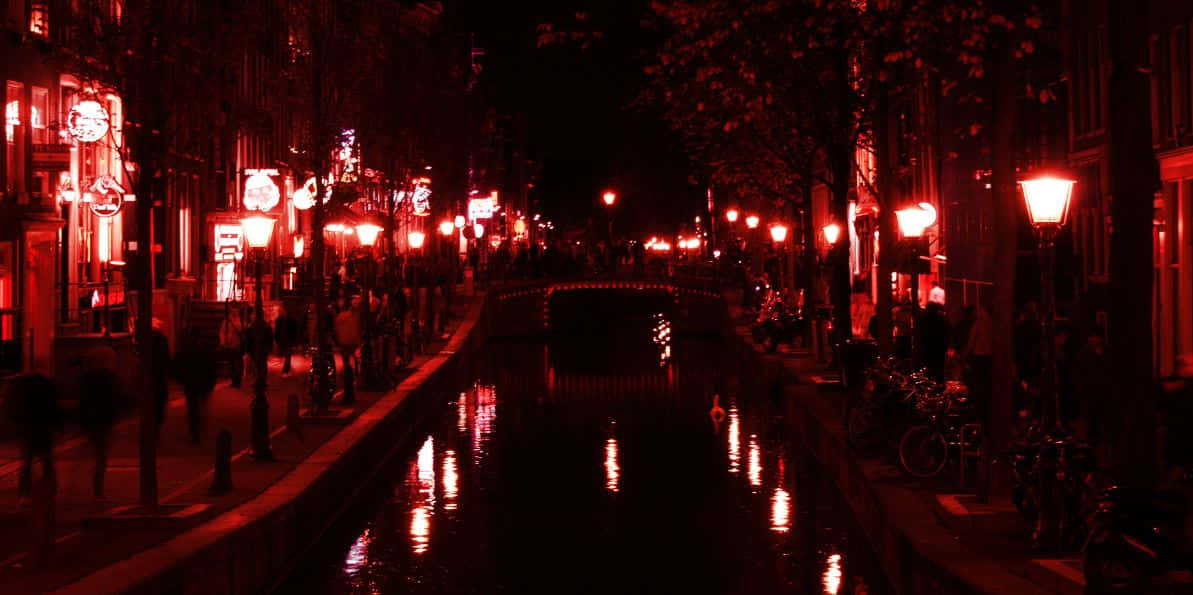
[
  {"left": 725, "top": 208, "right": 739, "bottom": 224},
  {"left": 822, "top": 223, "right": 842, "bottom": 247},
  {"left": 1020, "top": 175, "right": 1075, "bottom": 431},
  {"left": 769, "top": 223, "right": 789, "bottom": 291},
  {"left": 241, "top": 213, "right": 276, "bottom": 460},
  {"left": 407, "top": 230, "right": 426, "bottom": 351},
  {"left": 602, "top": 190, "right": 617, "bottom": 248},
  {"left": 745, "top": 214, "right": 759, "bottom": 230},
  {"left": 896, "top": 203, "right": 937, "bottom": 361},
  {"left": 355, "top": 220, "right": 382, "bottom": 388}
]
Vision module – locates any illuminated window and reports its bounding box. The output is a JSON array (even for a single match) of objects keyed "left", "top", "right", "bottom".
[
  {"left": 6, "top": 81, "right": 25, "bottom": 194},
  {"left": 178, "top": 206, "right": 191, "bottom": 275},
  {"left": 31, "top": 87, "right": 48, "bottom": 144},
  {"left": 28, "top": 2, "right": 48, "bottom": 36}
]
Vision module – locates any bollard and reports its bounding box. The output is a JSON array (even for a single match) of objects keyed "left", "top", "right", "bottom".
[
  {"left": 31, "top": 474, "right": 54, "bottom": 569},
  {"left": 287, "top": 394, "right": 303, "bottom": 442},
  {"left": 210, "top": 429, "right": 233, "bottom": 495}
]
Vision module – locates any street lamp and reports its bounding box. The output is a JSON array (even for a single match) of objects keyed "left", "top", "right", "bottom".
[
  {"left": 355, "top": 221, "right": 382, "bottom": 248},
  {"left": 1020, "top": 175, "right": 1075, "bottom": 431},
  {"left": 822, "top": 223, "right": 842, "bottom": 246},
  {"left": 726, "top": 208, "right": 739, "bottom": 223},
  {"left": 769, "top": 223, "right": 788, "bottom": 243},
  {"left": 745, "top": 215, "right": 760, "bottom": 229},
  {"left": 240, "top": 213, "right": 276, "bottom": 460},
  {"left": 895, "top": 202, "right": 937, "bottom": 303},
  {"left": 407, "top": 230, "right": 426, "bottom": 250},
  {"left": 769, "top": 223, "right": 789, "bottom": 290},
  {"left": 602, "top": 191, "right": 617, "bottom": 206},
  {"left": 438, "top": 220, "right": 455, "bottom": 237}
]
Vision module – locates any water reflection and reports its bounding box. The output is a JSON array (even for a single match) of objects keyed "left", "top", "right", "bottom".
[
  {"left": 823, "top": 553, "right": 843, "bottom": 594},
  {"left": 343, "top": 528, "right": 370, "bottom": 575},
  {"left": 410, "top": 506, "right": 430, "bottom": 555},
  {"left": 771, "top": 485, "right": 792, "bottom": 533},
  {"left": 652, "top": 312, "right": 671, "bottom": 366},
  {"left": 472, "top": 383, "right": 497, "bottom": 459},
  {"left": 604, "top": 437, "right": 620, "bottom": 493},
  {"left": 727, "top": 404, "right": 741, "bottom": 474},
  {"left": 456, "top": 392, "right": 467, "bottom": 432},
  {"left": 443, "top": 450, "right": 458, "bottom": 511},
  {"left": 747, "top": 435, "right": 762, "bottom": 489}
]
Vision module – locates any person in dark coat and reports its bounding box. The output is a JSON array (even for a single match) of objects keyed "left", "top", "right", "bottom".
[
  {"left": 147, "top": 322, "right": 171, "bottom": 429},
  {"left": 76, "top": 367, "right": 125, "bottom": 499},
  {"left": 274, "top": 305, "right": 300, "bottom": 376},
  {"left": 3, "top": 373, "right": 61, "bottom": 500},
  {"left": 175, "top": 327, "right": 218, "bottom": 444},
  {"left": 919, "top": 302, "right": 952, "bottom": 380}
]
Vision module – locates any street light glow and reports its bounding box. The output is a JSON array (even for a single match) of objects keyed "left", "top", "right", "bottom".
[
  {"left": 769, "top": 224, "right": 788, "bottom": 243},
  {"left": 895, "top": 202, "right": 937, "bottom": 238},
  {"left": 726, "top": 209, "right": 739, "bottom": 223},
  {"left": 241, "top": 214, "right": 276, "bottom": 249},
  {"left": 1020, "top": 176, "right": 1076, "bottom": 227},
  {"left": 602, "top": 191, "right": 617, "bottom": 206},
  {"left": 745, "top": 214, "right": 759, "bottom": 229},
  {"left": 407, "top": 230, "right": 426, "bottom": 250},
  {"left": 438, "top": 220, "right": 455, "bottom": 236},
  {"left": 356, "top": 222, "right": 382, "bottom": 247},
  {"left": 823, "top": 223, "right": 841, "bottom": 245}
]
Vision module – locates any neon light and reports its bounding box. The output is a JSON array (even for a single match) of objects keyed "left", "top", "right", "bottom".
[
  {"left": 67, "top": 100, "right": 110, "bottom": 143},
  {"left": 243, "top": 171, "right": 280, "bottom": 211}
]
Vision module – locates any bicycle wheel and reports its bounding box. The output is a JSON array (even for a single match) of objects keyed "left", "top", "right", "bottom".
[
  {"left": 847, "top": 402, "right": 881, "bottom": 454},
  {"left": 899, "top": 425, "right": 949, "bottom": 478}
]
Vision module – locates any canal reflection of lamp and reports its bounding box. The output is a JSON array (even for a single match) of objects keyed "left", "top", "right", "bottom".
[
  {"left": 241, "top": 213, "right": 276, "bottom": 460},
  {"left": 605, "top": 437, "right": 620, "bottom": 493},
  {"left": 747, "top": 436, "right": 762, "bottom": 489},
  {"left": 1020, "top": 175, "right": 1074, "bottom": 433}
]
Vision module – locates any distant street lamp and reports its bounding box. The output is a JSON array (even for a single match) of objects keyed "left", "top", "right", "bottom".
[
  {"left": 602, "top": 190, "right": 617, "bottom": 245},
  {"left": 822, "top": 223, "right": 842, "bottom": 247},
  {"left": 895, "top": 203, "right": 937, "bottom": 361},
  {"left": 438, "top": 220, "right": 455, "bottom": 237},
  {"left": 240, "top": 213, "right": 276, "bottom": 460},
  {"left": 745, "top": 214, "right": 760, "bottom": 229},
  {"left": 769, "top": 223, "right": 788, "bottom": 243},
  {"left": 726, "top": 208, "right": 739, "bottom": 223},
  {"left": 407, "top": 230, "right": 426, "bottom": 250},
  {"left": 1020, "top": 175, "right": 1075, "bottom": 431},
  {"left": 355, "top": 221, "right": 382, "bottom": 248}
]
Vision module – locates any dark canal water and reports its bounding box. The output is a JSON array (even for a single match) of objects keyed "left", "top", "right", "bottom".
[{"left": 282, "top": 293, "right": 889, "bottom": 594}]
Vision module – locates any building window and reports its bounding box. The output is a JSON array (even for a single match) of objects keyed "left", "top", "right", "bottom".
[
  {"left": 28, "top": 1, "right": 48, "bottom": 36},
  {"left": 31, "top": 86, "right": 48, "bottom": 144},
  {"left": 6, "top": 81, "right": 25, "bottom": 196}
]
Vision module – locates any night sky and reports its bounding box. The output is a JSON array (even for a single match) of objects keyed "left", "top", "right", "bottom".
[{"left": 459, "top": 1, "right": 702, "bottom": 238}]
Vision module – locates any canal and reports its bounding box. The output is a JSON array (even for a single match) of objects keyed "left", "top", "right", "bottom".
[{"left": 282, "top": 292, "right": 889, "bottom": 594}]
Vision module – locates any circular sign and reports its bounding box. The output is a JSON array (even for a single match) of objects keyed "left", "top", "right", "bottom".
[
  {"left": 243, "top": 173, "right": 280, "bottom": 211},
  {"left": 489, "top": 235, "right": 502, "bottom": 249},
  {"left": 88, "top": 175, "right": 125, "bottom": 217},
  {"left": 68, "top": 100, "right": 110, "bottom": 143}
]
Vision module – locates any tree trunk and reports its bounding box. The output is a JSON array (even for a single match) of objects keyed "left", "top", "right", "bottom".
[
  {"left": 874, "top": 83, "right": 896, "bottom": 355},
  {"left": 828, "top": 148, "right": 853, "bottom": 347},
  {"left": 1106, "top": 0, "right": 1157, "bottom": 488},
  {"left": 980, "top": 37, "right": 1019, "bottom": 502}
]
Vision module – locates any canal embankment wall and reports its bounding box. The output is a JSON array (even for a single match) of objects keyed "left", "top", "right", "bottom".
[
  {"left": 728, "top": 317, "right": 1049, "bottom": 595},
  {"left": 56, "top": 292, "right": 496, "bottom": 595}
]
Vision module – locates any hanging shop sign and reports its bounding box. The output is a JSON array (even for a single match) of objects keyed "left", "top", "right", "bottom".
[
  {"left": 67, "top": 100, "right": 110, "bottom": 143},
  {"left": 411, "top": 177, "right": 431, "bottom": 216},
  {"left": 293, "top": 177, "right": 318, "bottom": 210},
  {"left": 213, "top": 223, "right": 244, "bottom": 262},
  {"left": 84, "top": 175, "right": 133, "bottom": 217},
  {"left": 489, "top": 234, "right": 502, "bottom": 249},
  {"left": 243, "top": 168, "right": 281, "bottom": 211},
  {"left": 32, "top": 143, "right": 71, "bottom": 170},
  {"left": 468, "top": 192, "right": 498, "bottom": 220}
]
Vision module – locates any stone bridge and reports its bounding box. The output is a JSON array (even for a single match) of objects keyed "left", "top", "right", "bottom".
[{"left": 488, "top": 275, "right": 728, "bottom": 337}]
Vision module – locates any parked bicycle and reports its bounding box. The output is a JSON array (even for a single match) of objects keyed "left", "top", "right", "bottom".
[{"left": 897, "top": 379, "right": 981, "bottom": 479}]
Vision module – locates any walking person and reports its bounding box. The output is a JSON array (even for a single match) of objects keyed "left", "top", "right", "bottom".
[
  {"left": 3, "top": 373, "right": 61, "bottom": 502},
  {"left": 334, "top": 298, "right": 361, "bottom": 405},
  {"left": 919, "top": 301, "right": 952, "bottom": 380},
  {"left": 176, "top": 327, "right": 218, "bottom": 444},
  {"left": 76, "top": 367, "right": 125, "bottom": 500},
  {"left": 274, "top": 305, "right": 300, "bottom": 376},
  {"left": 219, "top": 303, "right": 245, "bottom": 388},
  {"left": 962, "top": 305, "right": 994, "bottom": 420}
]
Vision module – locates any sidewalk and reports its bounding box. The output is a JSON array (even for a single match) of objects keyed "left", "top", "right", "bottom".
[
  {"left": 0, "top": 293, "right": 478, "bottom": 594},
  {"left": 730, "top": 300, "right": 1064, "bottom": 594}
]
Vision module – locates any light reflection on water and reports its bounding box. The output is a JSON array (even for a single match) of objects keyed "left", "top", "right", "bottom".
[{"left": 292, "top": 330, "right": 888, "bottom": 594}]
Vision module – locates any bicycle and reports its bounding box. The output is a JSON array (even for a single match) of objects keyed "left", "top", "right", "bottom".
[{"left": 897, "top": 380, "right": 981, "bottom": 479}]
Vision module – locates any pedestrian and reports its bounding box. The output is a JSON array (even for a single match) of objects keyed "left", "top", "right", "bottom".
[
  {"left": 219, "top": 303, "right": 245, "bottom": 387},
  {"left": 147, "top": 319, "right": 171, "bottom": 429},
  {"left": 175, "top": 327, "right": 218, "bottom": 444},
  {"left": 3, "top": 373, "right": 61, "bottom": 502},
  {"left": 244, "top": 308, "right": 273, "bottom": 385},
  {"left": 919, "top": 301, "right": 951, "bottom": 380},
  {"left": 850, "top": 291, "right": 876, "bottom": 340},
  {"left": 1073, "top": 328, "right": 1110, "bottom": 444},
  {"left": 334, "top": 298, "right": 361, "bottom": 405},
  {"left": 892, "top": 299, "right": 914, "bottom": 360},
  {"left": 962, "top": 305, "right": 994, "bottom": 421},
  {"left": 75, "top": 367, "right": 125, "bottom": 500},
  {"left": 274, "top": 304, "right": 300, "bottom": 376}
]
